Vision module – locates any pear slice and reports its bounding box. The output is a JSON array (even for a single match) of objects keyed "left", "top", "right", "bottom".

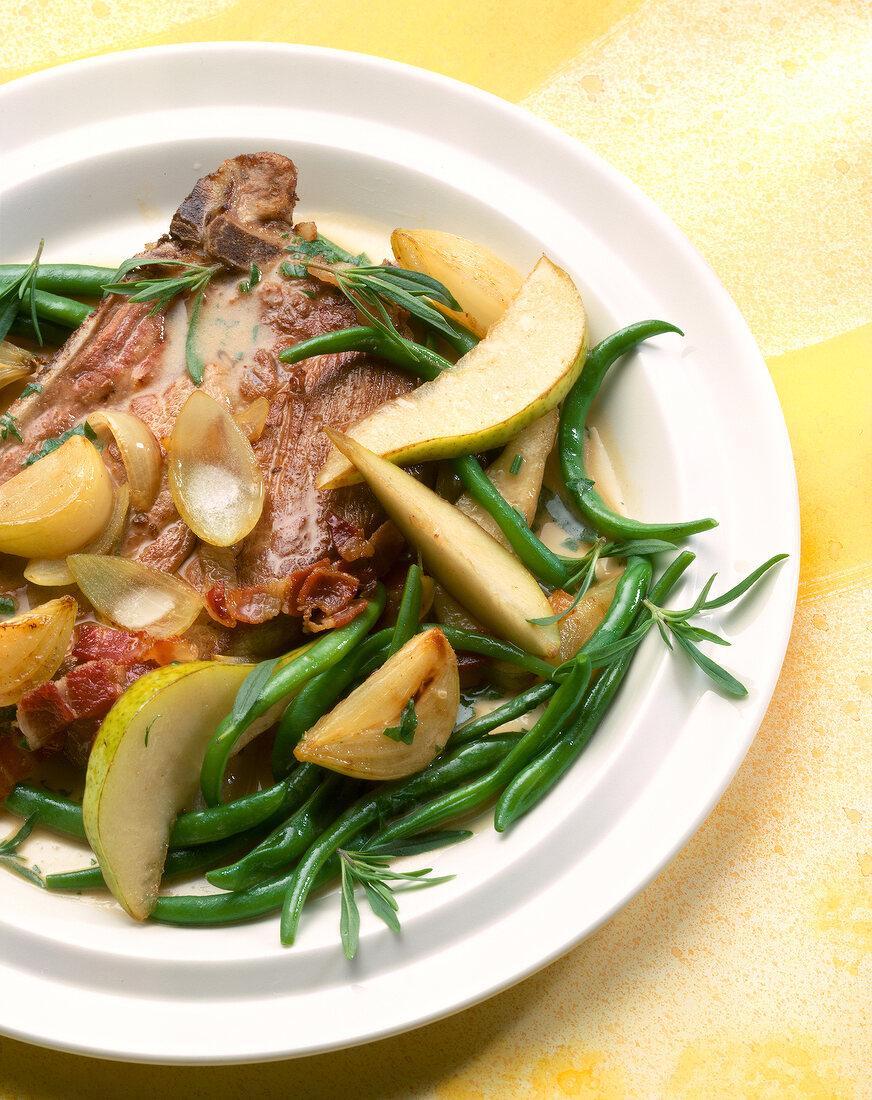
[
  {"left": 454, "top": 408, "right": 559, "bottom": 548},
  {"left": 83, "top": 660, "right": 253, "bottom": 920},
  {"left": 325, "top": 430, "right": 560, "bottom": 660},
  {"left": 316, "top": 255, "right": 587, "bottom": 490},
  {"left": 295, "top": 628, "right": 459, "bottom": 780}
]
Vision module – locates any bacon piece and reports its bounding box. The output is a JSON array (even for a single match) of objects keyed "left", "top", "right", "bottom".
[
  {"left": 17, "top": 660, "right": 155, "bottom": 753},
  {"left": 72, "top": 623, "right": 198, "bottom": 666}
]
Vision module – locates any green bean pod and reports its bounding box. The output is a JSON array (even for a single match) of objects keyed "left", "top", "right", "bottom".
[
  {"left": 3, "top": 784, "right": 85, "bottom": 839},
  {"left": 388, "top": 564, "right": 423, "bottom": 656},
  {"left": 422, "top": 624, "right": 557, "bottom": 680},
  {"left": 278, "top": 326, "right": 448, "bottom": 378},
  {"left": 168, "top": 778, "right": 290, "bottom": 848},
  {"left": 0, "top": 263, "right": 115, "bottom": 297},
  {"left": 559, "top": 320, "right": 717, "bottom": 542},
  {"left": 200, "top": 586, "right": 386, "bottom": 804},
  {"left": 205, "top": 772, "right": 350, "bottom": 891},
  {"left": 153, "top": 735, "right": 518, "bottom": 929},
  {"left": 450, "top": 680, "right": 557, "bottom": 745},
  {"left": 19, "top": 290, "right": 93, "bottom": 331},
  {"left": 580, "top": 556, "right": 652, "bottom": 666},
  {"left": 494, "top": 551, "right": 695, "bottom": 829}
]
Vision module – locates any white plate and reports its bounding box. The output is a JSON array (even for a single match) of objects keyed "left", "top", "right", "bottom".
[{"left": 0, "top": 43, "right": 799, "bottom": 1064}]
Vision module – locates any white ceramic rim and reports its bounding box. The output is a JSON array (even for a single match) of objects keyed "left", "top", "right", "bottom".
[{"left": 0, "top": 43, "right": 799, "bottom": 1065}]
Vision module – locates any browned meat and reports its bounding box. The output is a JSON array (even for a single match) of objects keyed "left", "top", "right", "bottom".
[{"left": 0, "top": 153, "right": 413, "bottom": 641}]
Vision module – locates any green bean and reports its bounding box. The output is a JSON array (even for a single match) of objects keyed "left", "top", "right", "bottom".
[
  {"left": 0, "top": 263, "right": 114, "bottom": 297},
  {"left": 273, "top": 629, "right": 394, "bottom": 767},
  {"left": 494, "top": 551, "right": 695, "bottom": 829},
  {"left": 152, "top": 735, "right": 518, "bottom": 928},
  {"left": 450, "top": 680, "right": 557, "bottom": 745},
  {"left": 205, "top": 772, "right": 349, "bottom": 890},
  {"left": 19, "top": 290, "right": 93, "bottom": 331},
  {"left": 5, "top": 774, "right": 319, "bottom": 852},
  {"left": 168, "top": 778, "right": 289, "bottom": 848},
  {"left": 278, "top": 326, "right": 449, "bottom": 378},
  {"left": 449, "top": 455, "right": 571, "bottom": 588},
  {"left": 44, "top": 831, "right": 261, "bottom": 892},
  {"left": 559, "top": 320, "right": 717, "bottom": 542},
  {"left": 360, "top": 657, "right": 592, "bottom": 856},
  {"left": 200, "top": 587, "right": 386, "bottom": 804},
  {"left": 580, "top": 556, "right": 652, "bottom": 666},
  {"left": 3, "top": 784, "right": 85, "bottom": 839},
  {"left": 422, "top": 624, "right": 557, "bottom": 680},
  {"left": 389, "top": 564, "right": 423, "bottom": 656}
]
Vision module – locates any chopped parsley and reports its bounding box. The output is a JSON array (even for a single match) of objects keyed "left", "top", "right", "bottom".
[
  {"left": 0, "top": 412, "right": 22, "bottom": 443},
  {"left": 20, "top": 382, "right": 42, "bottom": 399},
  {"left": 383, "top": 699, "right": 418, "bottom": 745},
  {"left": 23, "top": 421, "right": 101, "bottom": 467},
  {"left": 0, "top": 597, "right": 15, "bottom": 616}
]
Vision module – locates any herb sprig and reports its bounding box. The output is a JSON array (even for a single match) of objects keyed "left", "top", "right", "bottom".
[
  {"left": 0, "top": 241, "right": 44, "bottom": 345},
  {"left": 0, "top": 814, "right": 45, "bottom": 887},
  {"left": 588, "top": 553, "right": 788, "bottom": 696},
  {"left": 338, "top": 848, "right": 454, "bottom": 960},
  {"left": 102, "top": 258, "right": 221, "bottom": 385}
]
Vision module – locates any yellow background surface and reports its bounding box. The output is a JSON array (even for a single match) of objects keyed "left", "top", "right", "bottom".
[{"left": 1, "top": 1, "right": 871, "bottom": 1096}]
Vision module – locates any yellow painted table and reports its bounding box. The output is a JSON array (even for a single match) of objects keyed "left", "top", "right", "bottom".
[{"left": 1, "top": 1, "right": 870, "bottom": 1095}]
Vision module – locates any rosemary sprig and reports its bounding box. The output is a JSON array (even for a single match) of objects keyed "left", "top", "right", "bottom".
[
  {"left": 0, "top": 814, "right": 45, "bottom": 887},
  {"left": 102, "top": 258, "right": 220, "bottom": 385},
  {"left": 337, "top": 848, "right": 454, "bottom": 959},
  {"left": 590, "top": 553, "right": 788, "bottom": 696},
  {"left": 0, "top": 240, "right": 44, "bottom": 345}
]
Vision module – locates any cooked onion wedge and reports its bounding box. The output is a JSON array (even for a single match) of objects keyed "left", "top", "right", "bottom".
[
  {"left": 0, "top": 433, "right": 114, "bottom": 558},
  {"left": 391, "top": 229, "right": 523, "bottom": 336},
  {"left": 89, "top": 410, "right": 162, "bottom": 511},
  {"left": 295, "top": 628, "right": 459, "bottom": 780},
  {"left": 67, "top": 554, "right": 204, "bottom": 638},
  {"left": 233, "top": 397, "right": 270, "bottom": 443},
  {"left": 0, "top": 596, "right": 77, "bottom": 706},
  {"left": 25, "top": 483, "right": 130, "bottom": 587},
  {"left": 168, "top": 390, "right": 264, "bottom": 547}
]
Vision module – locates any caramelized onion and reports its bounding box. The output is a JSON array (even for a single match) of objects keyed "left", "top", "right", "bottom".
[
  {"left": 0, "top": 433, "right": 114, "bottom": 558},
  {"left": 0, "top": 596, "right": 77, "bottom": 706},
  {"left": 233, "top": 398, "right": 270, "bottom": 443},
  {"left": 295, "top": 629, "right": 460, "bottom": 780},
  {"left": 391, "top": 229, "right": 523, "bottom": 335},
  {"left": 168, "top": 390, "right": 264, "bottom": 547},
  {"left": 89, "top": 410, "right": 162, "bottom": 512},
  {"left": 67, "top": 554, "right": 204, "bottom": 638},
  {"left": 25, "top": 484, "right": 130, "bottom": 587}
]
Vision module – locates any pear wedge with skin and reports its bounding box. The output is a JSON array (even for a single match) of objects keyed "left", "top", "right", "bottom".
[
  {"left": 316, "top": 255, "right": 587, "bottom": 490},
  {"left": 83, "top": 660, "right": 254, "bottom": 920},
  {"left": 325, "top": 429, "right": 560, "bottom": 660}
]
